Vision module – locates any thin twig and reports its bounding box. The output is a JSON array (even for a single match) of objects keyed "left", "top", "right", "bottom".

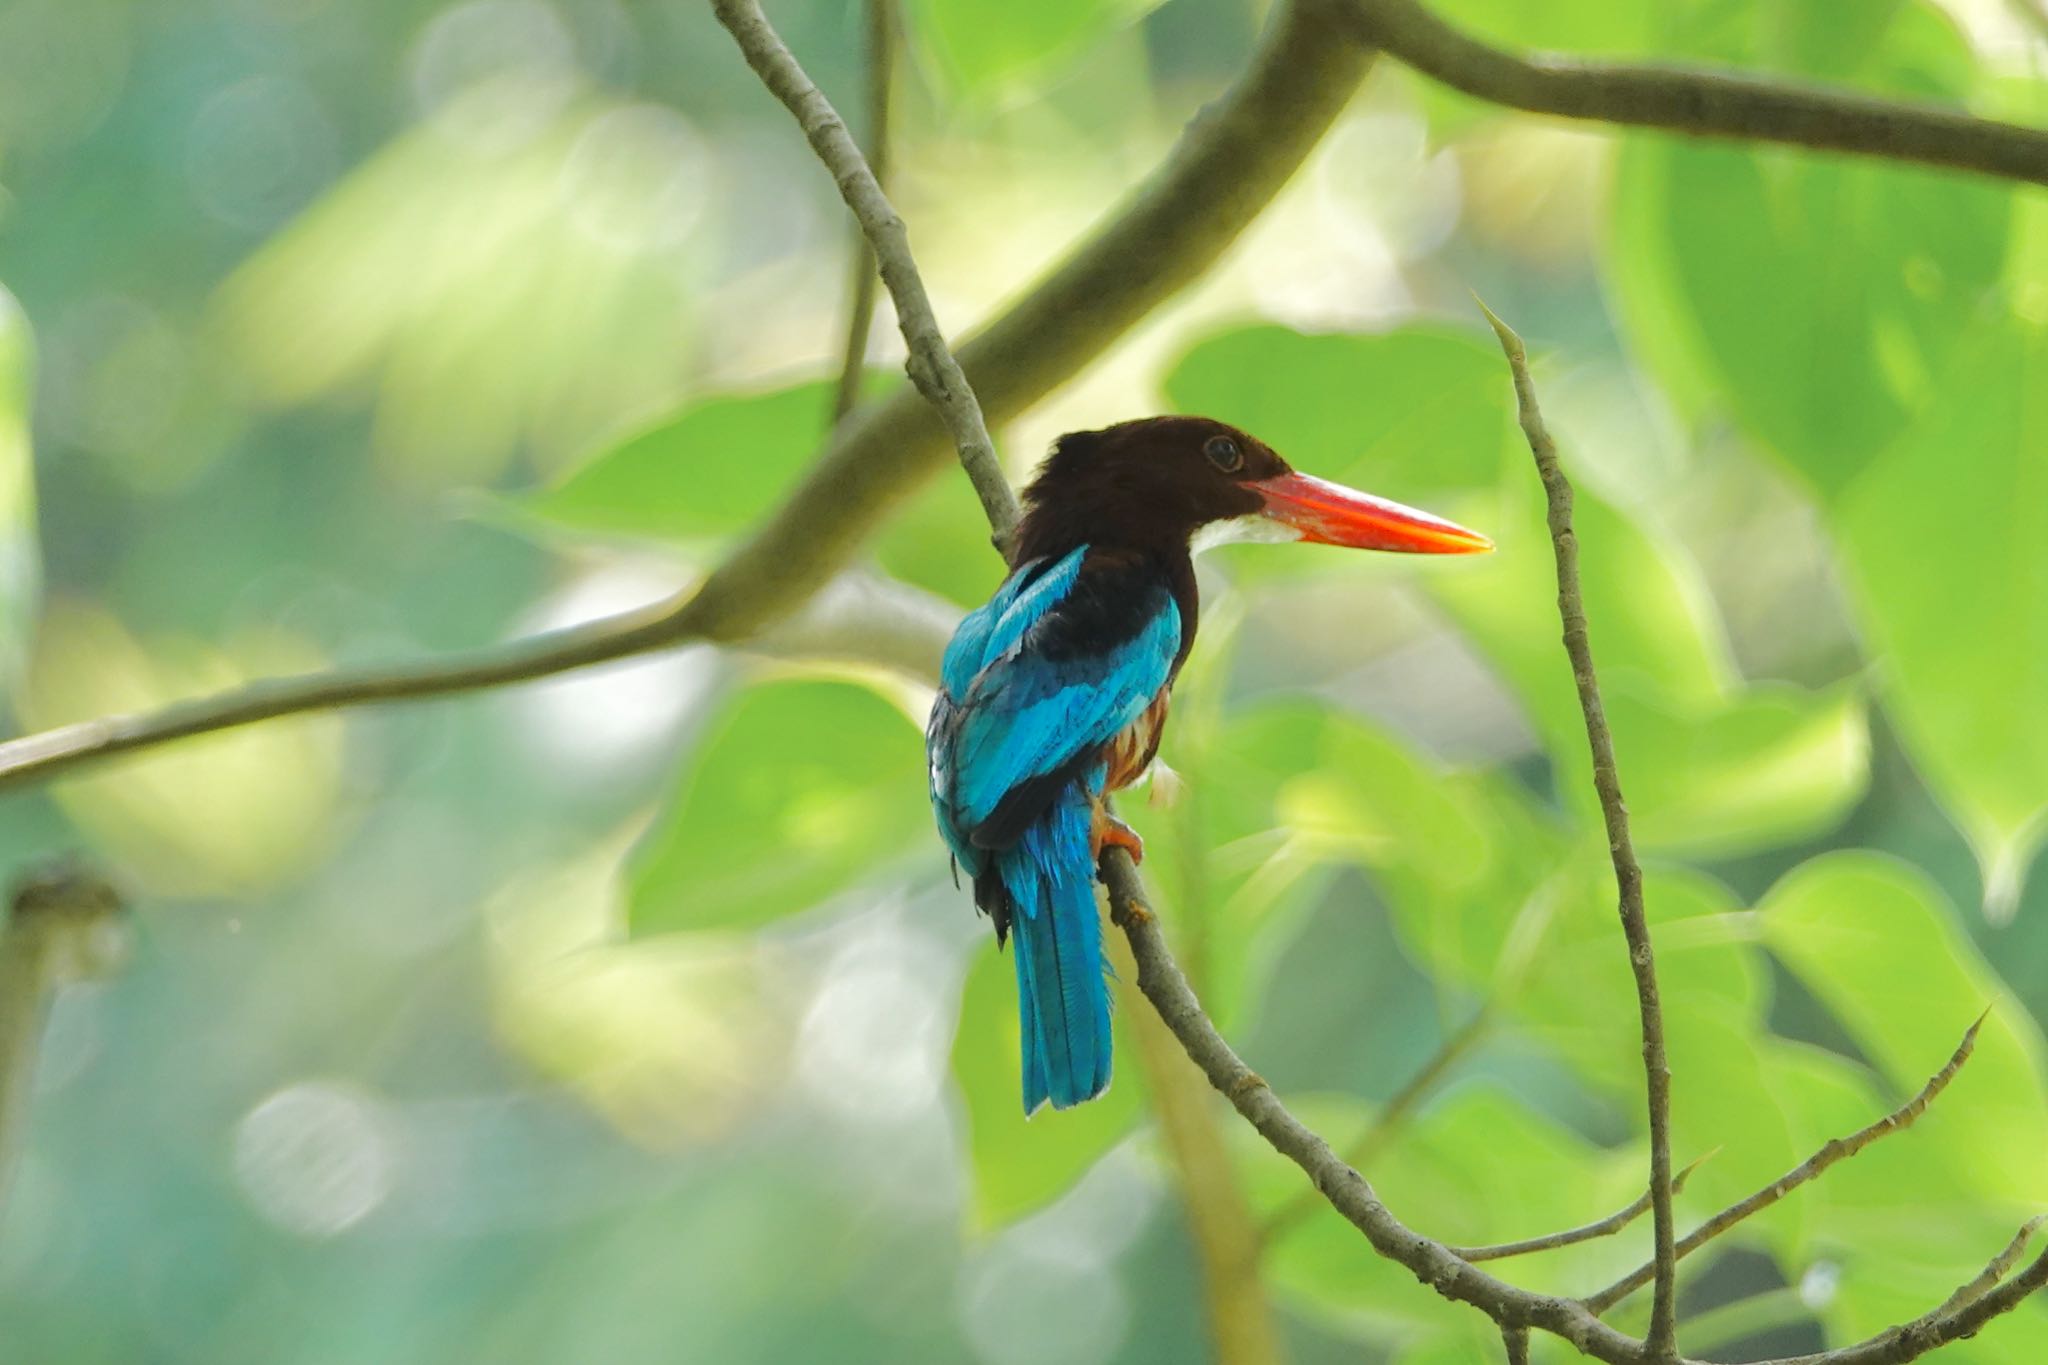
[
  {"left": 829, "top": 0, "right": 895, "bottom": 424},
  {"left": 0, "top": 861, "right": 126, "bottom": 1218},
  {"left": 1340, "top": 0, "right": 2048, "bottom": 185},
  {"left": 1583, "top": 1015, "right": 1986, "bottom": 1314},
  {"left": 711, "top": 0, "right": 1016, "bottom": 541},
  {"left": 1453, "top": 1153, "right": 1711, "bottom": 1264},
  {"left": 1504, "top": 1325, "right": 1531, "bottom": 1365},
  {"left": 0, "top": 0, "right": 1370, "bottom": 795},
  {"left": 1263, "top": 1004, "right": 1492, "bottom": 1242},
  {"left": 1481, "top": 304, "right": 1679, "bottom": 1359},
  {"left": 1755, "top": 1243, "right": 2048, "bottom": 1365},
  {"left": 1929, "top": 1216, "right": 2045, "bottom": 1320}
]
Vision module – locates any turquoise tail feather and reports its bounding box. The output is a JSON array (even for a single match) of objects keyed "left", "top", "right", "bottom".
[{"left": 1001, "top": 780, "right": 1112, "bottom": 1114}]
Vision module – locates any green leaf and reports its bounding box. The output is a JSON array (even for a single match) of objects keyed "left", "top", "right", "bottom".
[
  {"left": 0, "top": 285, "right": 37, "bottom": 690},
  {"left": 1839, "top": 319, "right": 2048, "bottom": 910},
  {"left": 527, "top": 379, "right": 843, "bottom": 548},
  {"left": 904, "top": 0, "right": 1165, "bottom": 103},
  {"left": 1163, "top": 323, "right": 1514, "bottom": 499},
  {"left": 949, "top": 939, "right": 1146, "bottom": 1229},
  {"left": 629, "top": 679, "right": 928, "bottom": 935},
  {"left": 1608, "top": 6, "right": 2009, "bottom": 499},
  {"left": 1759, "top": 853, "right": 2048, "bottom": 1207}
]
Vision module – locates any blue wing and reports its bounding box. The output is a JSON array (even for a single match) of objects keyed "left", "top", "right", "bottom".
[{"left": 928, "top": 546, "right": 1180, "bottom": 872}]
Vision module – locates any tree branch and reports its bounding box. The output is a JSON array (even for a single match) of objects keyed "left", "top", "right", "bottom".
[
  {"left": 1583, "top": 1015, "right": 1986, "bottom": 1315},
  {"left": 1452, "top": 1154, "right": 1710, "bottom": 1264},
  {"left": 1340, "top": 0, "right": 2048, "bottom": 186},
  {"left": 711, "top": 0, "right": 1015, "bottom": 541},
  {"left": 0, "top": 861, "right": 126, "bottom": 1217},
  {"left": 0, "top": 0, "right": 1371, "bottom": 794},
  {"left": 1263, "top": 1002, "right": 1492, "bottom": 1242},
  {"left": 829, "top": 0, "right": 895, "bottom": 425},
  {"left": 1504, "top": 1325, "right": 1531, "bottom": 1365},
  {"left": 1481, "top": 304, "right": 1680, "bottom": 1359}
]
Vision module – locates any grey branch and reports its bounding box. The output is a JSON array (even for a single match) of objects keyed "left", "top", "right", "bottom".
[
  {"left": 1482, "top": 303, "right": 1681, "bottom": 1359},
  {"left": 0, "top": 0, "right": 1369, "bottom": 794},
  {"left": 1583, "top": 1015, "right": 1985, "bottom": 1314},
  {"left": 1341, "top": 0, "right": 2048, "bottom": 186},
  {"left": 1505, "top": 1325, "right": 1532, "bottom": 1365},
  {"left": 1452, "top": 1153, "right": 1710, "bottom": 1264},
  {"left": 0, "top": 861, "right": 127, "bottom": 1217},
  {"left": 829, "top": 0, "right": 895, "bottom": 425},
  {"left": 711, "top": 0, "right": 1016, "bottom": 541}
]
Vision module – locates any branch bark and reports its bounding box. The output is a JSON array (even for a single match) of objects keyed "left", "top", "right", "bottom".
[
  {"left": 829, "top": 0, "right": 895, "bottom": 425},
  {"left": 1583, "top": 1015, "right": 1985, "bottom": 1315},
  {"left": 1481, "top": 304, "right": 1679, "bottom": 1360},
  {"left": 0, "top": 0, "right": 1372, "bottom": 794},
  {"left": 0, "top": 862, "right": 126, "bottom": 1218},
  {"left": 1341, "top": 0, "right": 2048, "bottom": 186}
]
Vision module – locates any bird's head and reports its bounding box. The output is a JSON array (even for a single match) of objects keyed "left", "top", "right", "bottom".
[{"left": 1013, "top": 416, "right": 1492, "bottom": 563}]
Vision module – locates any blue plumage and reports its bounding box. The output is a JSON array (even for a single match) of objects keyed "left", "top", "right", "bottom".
[{"left": 928, "top": 545, "right": 1181, "bottom": 1113}]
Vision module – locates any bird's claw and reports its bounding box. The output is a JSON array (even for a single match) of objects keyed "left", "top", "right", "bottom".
[{"left": 1090, "top": 806, "right": 1145, "bottom": 867}]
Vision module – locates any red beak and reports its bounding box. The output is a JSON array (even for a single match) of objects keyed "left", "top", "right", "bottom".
[{"left": 1251, "top": 472, "right": 1493, "bottom": 554}]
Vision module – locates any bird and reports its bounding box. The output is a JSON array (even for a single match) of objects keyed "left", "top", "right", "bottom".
[{"left": 926, "top": 416, "right": 1492, "bottom": 1114}]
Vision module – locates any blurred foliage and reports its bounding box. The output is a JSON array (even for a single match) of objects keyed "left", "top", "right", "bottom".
[{"left": 3, "top": 0, "right": 2048, "bottom": 1363}]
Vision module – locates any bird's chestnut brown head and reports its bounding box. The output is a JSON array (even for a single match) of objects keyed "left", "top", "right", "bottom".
[{"left": 1011, "top": 415, "right": 1492, "bottom": 566}]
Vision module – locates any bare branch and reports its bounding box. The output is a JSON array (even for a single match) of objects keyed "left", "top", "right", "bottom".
[
  {"left": 1099, "top": 848, "right": 1647, "bottom": 1364},
  {"left": 1504, "top": 1325, "right": 1531, "bottom": 1365},
  {"left": 1263, "top": 1004, "right": 1492, "bottom": 1242},
  {"left": 0, "top": 861, "right": 126, "bottom": 1216},
  {"left": 829, "top": 0, "right": 895, "bottom": 425},
  {"left": 711, "top": 0, "right": 1015, "bottom": 541},
  {"left": 0, "top": 0, "right": 1371, "bottom": 793},
  {"left": 1481, "top": 303, "right": 1679, "bottom": 1359},
  {"left": 1754, "top": 1235, "right": 2048, "bottom": 1365},
  {"left": 1453, "top": 1153, "right": 1711, "bottom": 1264},
  {"left": 1341, "top": 0, "right": 2048, "bottom": 186},
  {"left": 1583, "top": 1015, "right": 1986, "bottom": 1314}
]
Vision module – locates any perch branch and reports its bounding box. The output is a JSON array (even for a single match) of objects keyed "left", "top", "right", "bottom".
[
  {"left": 1340, "top": 0, "right": 2048, "bottom": 186},
  {"left": 1583, "top": 1015, "right": 1985, "bottom": 1314},
  {"left": 829, "top": 0, "right": 895, "bottom": 424},
  {"left": 1263, "top": 1003, "right": 1493, "bottom": 1242},
  {"left": 0, "top": 0, "right": 1370, "bottom": 794},
  {"left": 1481, "top": 303, "right": 1680, "bottom": 1359},
  {"left": 711, "top": 0, "right": 1014, "bottom": 539},
  {"left": 1452, "top": 1153, "right": 1710, "bottom": 1264}
]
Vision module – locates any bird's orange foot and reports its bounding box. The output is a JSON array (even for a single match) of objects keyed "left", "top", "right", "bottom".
[{"left": 1090, "top": 805, "right": 1145, "bottom": 867}]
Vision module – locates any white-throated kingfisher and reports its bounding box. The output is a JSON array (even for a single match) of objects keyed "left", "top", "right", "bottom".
[{"left": 927, "top": 417, "right": 1491, "bottom": 1114}]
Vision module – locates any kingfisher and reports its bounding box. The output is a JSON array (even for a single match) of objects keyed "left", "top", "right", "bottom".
[{"left": 927, "top": 417, "right": 1492, "bottom": 1113}]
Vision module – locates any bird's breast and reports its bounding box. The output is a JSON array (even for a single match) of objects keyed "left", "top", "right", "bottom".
[{"left": 1102, "top": 689, "right": 1171, "bottom": 793}]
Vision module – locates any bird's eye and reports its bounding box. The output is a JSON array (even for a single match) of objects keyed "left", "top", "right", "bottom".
[{"left": 1204, "top": 435, "right": 1244, "bottom": 473}]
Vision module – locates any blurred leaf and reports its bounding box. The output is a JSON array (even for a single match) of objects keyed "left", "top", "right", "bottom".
[
  {"left": 949, "top": 938, "right": 1146, "bottom": 1228},
  {"left": 1608, "top": 5, "right": 2008, "bottom": 499},
  {"left": 488, "top": 845, "right": 786, "bottom": 1147},
  {"left": 1839, "top": 319, "right": 2048, "bottom": 911},
  {"left": 1603, "top": 682, "right": 1869, "bottom": 856},
  {"left": 0, "top": 285, "right": 38, "bottom": 690},
  {"left": 21, "top": 604, "right": 346, "bottom": 895},
  {"left": 218, "top": 89, "right": 708, "bottom": 489},
  {"left": 1759, "top": 853, "right": 2048, "bottom": 1206},
  {"left": 905, "top": 0, "right": 1165, "bottom": 103},
  {"left": 630, "top": 678, "right": 927, "bottom": 935},
  {"left": 528, "top": 379, "right": 841, "bottom": 547},
  {"left": 1163, "top": 323, "right": 1513, "bottom": 498}
]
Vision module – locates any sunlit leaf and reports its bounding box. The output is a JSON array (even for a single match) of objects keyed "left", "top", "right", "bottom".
[
  {"left": 1608, "top": 4, "right": 2009, "bottom": 499},
  {"left": 950, "top": 937, "right": 1146, "bottom": 1229},
  {"left": 0, "top": 285, "right": 38, "bottom": 690},
  {"left": 1163, "top": 323, "right": 1514, "bottom": 499},
  {"left": 528, "top": 378, "right": 841, "bottom": 548},
  {"left": 630, "top": 679, "right": 928, "bottom": 935},
  {"left": 904, "top": 0, "right": 1165, "bottom": 104},
  {"left": 1759, "top": 853, "right": 2048, "bottom": 1206},
  {"left": 21, "top": 604, "right": 345, "bottom": 895},
  {"left": 1839, "top": 319, "right": 2048, "bottom": 912}
]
